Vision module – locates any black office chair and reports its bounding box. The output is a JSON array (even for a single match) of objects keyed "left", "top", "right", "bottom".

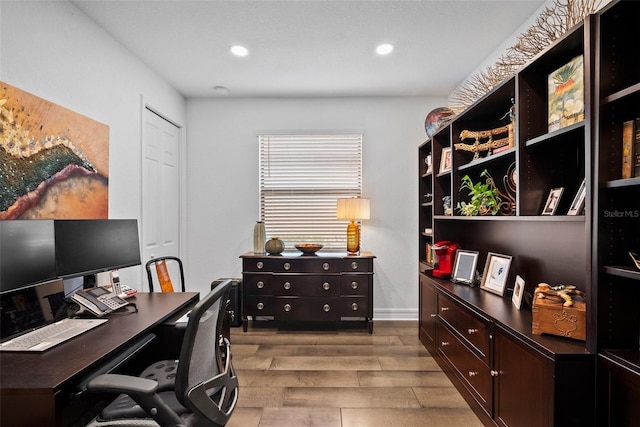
[
  {"left": 86, "top": 280, "right": 238, "bottom": 427},
  {"left": 137, "top": 279, "right": 233, "bottom": 393},
  {"left": 146, "top": 256, "right": 186, "bottom": 292}
]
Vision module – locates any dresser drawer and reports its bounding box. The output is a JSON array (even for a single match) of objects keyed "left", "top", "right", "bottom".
[
  {"left": 342, "top": 258, "right": 373, "bottom": 272},
  {"left": 244, "top": 295, "right": 274, "bottom": 316},
  {"left": 272, "top": 275, "right": 340, "bottom": 297},
  {"left": 243, "top": 258, "right": 273, "bottom": 273},
  {"left": 341, "top": 274, "right": 371, "bottom": 295},
  {"left": 438, "top": 293, "right": 491, "bottom": 363},
  {"left": 340, "top": 296, "right": 369, "bottom": 316},
  {"left": 243, "top": 274, "right": 272, "bottom": 295},
  {"left": 270, "top": 258, "right": 341, "bottom": 273},
  {"left": 274, "top": 297, "right": 341, "bottom": 321},
  {"left": 437, "top": 323, "right": 492, "bottom": 416}
]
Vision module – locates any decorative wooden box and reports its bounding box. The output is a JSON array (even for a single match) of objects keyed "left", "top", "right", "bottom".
[{"left": 532, "top": 297, "right": 586, "bottom": 341}]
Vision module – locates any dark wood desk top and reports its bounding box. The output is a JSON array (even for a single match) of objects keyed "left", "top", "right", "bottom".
[{"left": 0, "top": 292, "right": 198, "bottom": 391}]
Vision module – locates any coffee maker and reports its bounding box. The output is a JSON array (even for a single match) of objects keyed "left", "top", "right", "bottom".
[{"left": 432, "top": 241, "right": 459, "bottom": 279}]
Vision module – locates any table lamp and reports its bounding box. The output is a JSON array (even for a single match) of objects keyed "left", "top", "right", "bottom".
[{"left": 336, "top": 197, "right": 370, "bottom": 254}]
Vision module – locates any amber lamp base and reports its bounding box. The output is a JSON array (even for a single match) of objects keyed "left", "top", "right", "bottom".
[{"left": 346, "top": 220, "right": 360, "bottom": 254}]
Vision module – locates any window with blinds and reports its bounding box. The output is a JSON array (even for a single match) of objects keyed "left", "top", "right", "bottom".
[{"left": 259, "top": 133, "right": 363, "bottom": 251}]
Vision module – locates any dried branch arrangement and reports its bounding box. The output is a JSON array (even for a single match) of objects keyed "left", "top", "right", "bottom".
[{"left": 449, "top": 0, "right": 603, "bottom": 113}]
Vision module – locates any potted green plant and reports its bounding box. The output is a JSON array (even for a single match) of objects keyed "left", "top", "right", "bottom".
[{"left": 457, "top": 169, "right": 502, "bottom": 216}]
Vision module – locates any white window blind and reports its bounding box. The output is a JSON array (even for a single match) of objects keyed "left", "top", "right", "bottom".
[{"left": 259, "top": 133, "right": 363, "bottom": 251}]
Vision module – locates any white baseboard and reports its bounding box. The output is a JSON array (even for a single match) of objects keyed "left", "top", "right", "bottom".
[{"left": 373, "top": 308, "right": 419, "bottom": 321}]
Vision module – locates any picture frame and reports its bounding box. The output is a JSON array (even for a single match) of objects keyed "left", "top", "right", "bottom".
[
  {"left": 548, "top": 55, "right": 585, "bottom": 132},
  {"left": 512, "top": 275, "right": 525, "bottom": 309},
  {"left": 451, "top": 250, "right": 479, "bottom": 285},
  {"left": 480, "top": 252, "right": 512, "bottom": 296},
  {"left": 541, "top": 187, "right": 564, "bottom": 215},
  {"left": 439, "top": 147, "right": 452, "bottom": 174},
  {"left": 567, "top": 179, "right": 586, "bottom": 215}
]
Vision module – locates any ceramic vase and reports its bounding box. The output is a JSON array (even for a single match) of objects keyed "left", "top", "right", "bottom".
[
  {"left": 253, "top": 221, "right": 266, "bottom": 254},
  {"left": 265, "top": 237, "right": 285, "bottom": 255}
]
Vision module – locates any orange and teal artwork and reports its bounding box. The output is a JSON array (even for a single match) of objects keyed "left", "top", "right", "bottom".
[{"left": 0, "top": 82, "right": 109, "bottom": 219}]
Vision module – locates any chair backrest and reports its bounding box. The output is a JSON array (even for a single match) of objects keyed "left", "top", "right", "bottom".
[
  {"left": 145, "top": 256, "right": 186, "bottom": 292},
  {"left": 175, "top": 279, "right": 238, "bottom": 426}
]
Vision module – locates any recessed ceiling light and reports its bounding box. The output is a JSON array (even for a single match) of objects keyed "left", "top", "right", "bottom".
[
  {"left": 376, "top": 43, "right": 394, "bottom": 56},
  {"left": 213, "top": 86, "right": 229, "bottom": 95},
  {"left": 230, "top": 45, "right": 249, "bottom": 57}
]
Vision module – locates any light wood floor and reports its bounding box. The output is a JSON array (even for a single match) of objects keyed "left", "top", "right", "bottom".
[{"left": 227, "top": 320, "right": 483, "bottom": 427}]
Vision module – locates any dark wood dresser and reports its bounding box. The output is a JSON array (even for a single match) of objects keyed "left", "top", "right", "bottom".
[{"left": 240, "top": 251, "right": 375, "bottom": 333}]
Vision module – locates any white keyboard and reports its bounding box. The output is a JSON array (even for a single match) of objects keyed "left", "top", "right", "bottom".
[{"left": 0, "top": 318, "right": 107, "bottom": 352}]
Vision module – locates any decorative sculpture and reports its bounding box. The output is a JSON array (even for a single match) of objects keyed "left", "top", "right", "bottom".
[
  {"left": 534, "top": 283, "right": 584, "bottom": 307},
  {"left": 454, "top": 123, "right": 514, "bottom": 160}
]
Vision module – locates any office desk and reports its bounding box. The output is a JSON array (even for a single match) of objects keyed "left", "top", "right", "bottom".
[{"left": 0, "top": 292, "right": 198, "bottom": 427}]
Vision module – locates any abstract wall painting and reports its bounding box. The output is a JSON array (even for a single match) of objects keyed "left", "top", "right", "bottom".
[{"left": 0, "top": 82, "right": 109, "bottom": 219}]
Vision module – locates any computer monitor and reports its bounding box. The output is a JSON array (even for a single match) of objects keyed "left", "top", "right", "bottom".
[
  {"left": 54, "top": 219, "right": 142, "bottom": 279},
  {"left": 0, "top": 220, "right": 57, "bottom": 293}
]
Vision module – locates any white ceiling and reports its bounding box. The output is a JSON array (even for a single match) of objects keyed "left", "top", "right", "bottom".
[{"left": 71, "top": 0, "right": 547, "bottom": 99}]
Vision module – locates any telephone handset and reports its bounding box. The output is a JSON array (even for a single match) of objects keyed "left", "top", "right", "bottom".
[
  {"left": 70, "top": 286, "right": 129, "bottom": 317},
  {"left": 110, "top": 270, "right": 138, "bottom": 299}
]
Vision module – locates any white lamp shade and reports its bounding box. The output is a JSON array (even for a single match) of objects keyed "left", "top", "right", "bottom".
[{"left": 336, "top": 198, "right": 370, "bottom": 220}]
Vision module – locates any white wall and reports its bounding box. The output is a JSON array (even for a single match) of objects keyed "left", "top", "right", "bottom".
[
  {"left": 186, "top": 97, "right": 445, "bottom": 318},
  {"left": 0, "top": 0, "right": 186, "bottom": 287},
  {"left": 1, "top": 1, "right": 447, "bottom": 318}
]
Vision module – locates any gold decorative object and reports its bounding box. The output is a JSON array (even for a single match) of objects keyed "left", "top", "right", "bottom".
[
  {"left": 534, "top": 283, "right": 584, "bottom": 307},
  {"left": 454, "top": 123, "right": 514, "bottom": 160}
]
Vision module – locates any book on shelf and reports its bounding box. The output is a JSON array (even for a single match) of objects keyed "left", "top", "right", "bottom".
[
  {"left": 622, "top": 118, "right": 640, "bottom": 179},
  {"left": 622, "top": 119, "right": 634, "bottom": 179},
  {"left": 635, "top": 118, "right": 640, "bottom": 178}
]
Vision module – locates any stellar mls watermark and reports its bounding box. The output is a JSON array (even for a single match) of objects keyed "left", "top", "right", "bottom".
[{"left": 603, "top": 210, "right": 639, "bottom": 218}]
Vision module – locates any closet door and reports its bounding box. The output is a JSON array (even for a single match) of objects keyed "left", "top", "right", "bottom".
[{"left": 142, "top": 108, "right": 182, "bottom": 289}]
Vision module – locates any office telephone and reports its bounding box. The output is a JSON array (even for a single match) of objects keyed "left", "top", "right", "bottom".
[{"left": 69, "top": 286, "right": 129, "bottom": 317}]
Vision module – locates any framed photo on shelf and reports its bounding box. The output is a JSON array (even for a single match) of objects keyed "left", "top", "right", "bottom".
[
  {"left": 567, "top": 179, "right": 586, "bottom": 215},
  {"left": 439, "top": 147, "right": 452, "bottom": 174},
  {"left": 541, "top": 187, "right": 564, "bottom": 215},
  {"left": 480, "top": 252, "right": 512, "bottom": 296},
  {"left": 512, "top": 275, "right": 525, "bottom": 309},
  {"left": 451, "top": 250, "right": 479, "bottom": 285}
]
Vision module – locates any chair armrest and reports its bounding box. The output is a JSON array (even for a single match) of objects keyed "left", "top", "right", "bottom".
[{"left": 87, "top": 374, "right": 158, "bottom": 395}]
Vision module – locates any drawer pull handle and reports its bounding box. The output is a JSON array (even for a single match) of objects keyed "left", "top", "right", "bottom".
[
  {"left": 351, "top": 261, "right": 358, "bottom": 270},
  {"left": 468, "top": 371, "right": 479, "bottom": 377},
  {"left": 256, "top": 281, "right": 265, "bottom": 289},
  {"left": 256, "top": 261, "right": 264, "bottom": 269},
  {"left": 283, "top": 262, "right": 291, "bottom": 270},
  {"left": 323, "top": 304, "right": 331, "bottom": 312},
  {"left": 441, "top": 307, "right": 449, "bottom": 312},
  {"left": 441, "top": 341, "right": 450, "bottom": 346},
  {"left": 351, "top": 281, "right": 358, "bottom": 290},
  {"left": 283, "top": 282, "right": 291, "bottom": 290},
  {"left": 323, "top": 282, "right": 330, "bottom": 291},
  {"left": 323, "top": 262, "right": 330, "bottom": 271},
  {"left": 430, "top": 314, "right": 437, "bottom": 318},
  {"left": 351, "top": 303, "right": 359, "bottom": 311},
  {"left": 284, "top": 303, "right": 292, "bottom": 312},
  {"left": 491, "top": 370, "right": 499, "bottom": 377},
  {"left": 468, "top": 328, "right": 478, "bottom": 335},
  {"left": 257, "top": 302, "right": 264, "bottom": 310}
]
